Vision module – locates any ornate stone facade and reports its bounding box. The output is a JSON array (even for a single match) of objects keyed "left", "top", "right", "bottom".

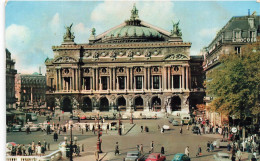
[
  {"left": 6, "top": 49, "right": 17, "bottom": 108},
  {"left": 45, "top": 5, "right": 204, "bottom": 114}
]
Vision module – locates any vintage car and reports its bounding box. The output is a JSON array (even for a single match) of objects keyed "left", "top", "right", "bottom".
[
  {"left": 213, "top": 152, "right": 231, "bottom": 161},
  {"left": 145, "top": 153, "right": 166, "bottom": 161},
  {"left": 80, "top": 115, "right": 87, "bottom": 120},
  {"left": 192, "top": 126, "right": 200, "bottom": 134},
  {"left": 172, "top": 153, "right": 190, "bottom": 161},
  {"left": 213, "top": 139, "right": 229, "bottom": 148},
  {"left": 124, "top": 151, "right": 145, "bottom": 161},
  {"left": 30, "top": 124, "right": 41, "bottom": 131},
  {"left": 12, "top": 125, "right": 22, "bottom": 132}
]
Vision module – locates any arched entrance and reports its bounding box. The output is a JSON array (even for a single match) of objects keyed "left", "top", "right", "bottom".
[
  {"left": 100, "top": 97, "right": 109, "bottom": 111},
  {"left": 62, "top": 97, "right": 72, "bottom": 112},
  {"left": 171, "top": 96, "right": 181, "bottom": 111},
  {"left": 47, "top": 97, "right": 55, "bottom": 110},
  {"left": 134, "top": 96, "right": 143, "bottom": 111},
  {"left": 151, "top": 96, "right": 161, "bottom": 111},
  {"left": 82, "top": 97, "right": 92, "bottom": 112},
  {"left": 117, "top": 96, "right": 126, "bottom": 111}
]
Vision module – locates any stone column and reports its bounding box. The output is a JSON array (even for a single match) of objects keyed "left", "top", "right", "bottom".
[
  {"left": 130, "top": 68, "right": 133, "bottom": 90},
  {"left": 59, "top": 69, "right": 62, "bottom": 91},
  {"left": 167, "top": 67, "right": 171, "bottom": 90},
  {"left": 126, "top": 68, "right": 129, "bottom": 90},
  {"left": 142, "top": 76, "right": 144, "bottom": 91},
  {"left": 70, "top": 77, "right": 72, "bottom": 91},
  {"left": 95, "top": 68, "right": 99, "bottom": 90},
  {"left": 182, "top": 66, "right": 185, "bottom": 89},
  {"left": 76, "top": 68, "right": 78, "bottom": 91},
  {"left": 148, "top": 67, "right": 151, "bottom": 90},
  {"left": 55, "top": 69, "right": 58, "bottom": 91},
  {"left": 186, "top": 66, "right": 188, "bottom": 90},
  {"left": 110, "top": 68, "right": 112, "bottom": 91},
  {"left": 163, "top": 67, "right": 166, "bottom": 90},
  {"left": 113, "top": 68, "right": 116, "bottom": 91},
  {"left": 179, "top": 75, "right": 181, "bottom": 89},
  {"left": 144, "top": 67, "right": 147, "bottom": 90},
  {"left": 79, "top": 68, "right": 82, "bottom": 91},
  {"left": 189, "top": 66, "right": 191, "bottom": 90},
  {"left": 72, "top": 69, "right": 74, "bottom": 91},
  {"left": 92, "top": 68, "right": 95, "bottom": 90}
]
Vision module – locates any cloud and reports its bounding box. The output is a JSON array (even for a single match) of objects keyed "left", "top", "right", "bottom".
[
  {"left": 49, "top": 13, "right": 62, "bottom": 35},
  {"left": 74, "top": 22, "right": 91, "bottom": 43},
  {"left": 199, "top": 27, "right": 219, "bottom": 38},
  {"left": 6, "top": 24, "right": 31, "bottom": 51}
]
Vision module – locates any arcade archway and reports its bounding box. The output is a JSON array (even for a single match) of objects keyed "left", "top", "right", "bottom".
[
  {"left": 117, "top": 96, "right": 126, "bottom": 111},
  {"left": 151, "top": 96, "right": 161, "bottom": 111},
  {"left": 62, "top": 97, "right": 72, "bottom": 112},
  {"left": 171, "top": 96, "right": 181, "bottom": 111},
  {"left": 134, "top": 96, "right": 143, "bottom": 111},
  {"left": 100, "top": 97, "right": 109, "bottom": 111},
  {"left": 82, "top": 97, "right": 92, "bottom": 112}
]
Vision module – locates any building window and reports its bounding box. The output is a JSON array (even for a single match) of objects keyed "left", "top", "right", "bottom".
[
  {"left": 83, "top": 77, "right": 91, "bottom": 90},
  {"left": 101, "top": 68, "right": 107, "bottom": 73},
  {"left": 234, "top": 31, "right": 241, "bottom": 39},
  {"left": 101, "top": 76, "right": 107, "bottom": 90},
  {"left": 136, "top": 76, "right": 142, "bottom": 89},
  {"left": 153, "top": 76, "right": 160, "bottom": 89},
  {"left": 235, "top": 47, "right": 241, "bottom": 54},
  {"left": 119, "top": 76, "right": 125, "bottom": 90},
  {"left": 173, "top": 75, "right": 180, "bottom": 88}
]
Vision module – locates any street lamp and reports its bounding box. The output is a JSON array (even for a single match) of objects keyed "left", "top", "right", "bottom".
[
  {"left": 118, "top": 106, "right": 121, "bottom": 135},
  {"left": 130, "top": 106, "right": 133, "bottom": 124},
  {"left": 96, "top": 112, "right": 102, "bottom": 153}
]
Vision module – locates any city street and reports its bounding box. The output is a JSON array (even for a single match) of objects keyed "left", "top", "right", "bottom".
[{"left": 7, "top": 115, "right": 230, "bottom": 161}]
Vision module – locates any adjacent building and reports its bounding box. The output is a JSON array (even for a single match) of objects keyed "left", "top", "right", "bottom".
[
  {"left": 6, "top": 49, "right": 17, "bottom": 109},
  {"left": 45, "top": 5, "right": 205, "bottom": 114},
  {"left": 15, "top": 72, "right": 46, "bottom": 108},
  {"left": 203, "top": 12, "right": 260, "bottom": 125}
]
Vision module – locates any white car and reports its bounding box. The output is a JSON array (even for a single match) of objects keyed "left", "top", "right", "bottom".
[
  {"left": 213, "top": 139, "right": 229, "bottom": 148},
  {"left": 30, "top": 124, "right": 41, "bottom": 131},
  {"left": 213, "top": 152, "right": 231, "bottom": 161},
  {"left": 163, "top": 125, "right": 170, "bottom": 130}
]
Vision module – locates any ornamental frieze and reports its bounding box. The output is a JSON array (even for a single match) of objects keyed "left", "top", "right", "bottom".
[
  {"left": 54, "top": 56, "right": 77, "bottom": 63},
  {"left": 164, "top": 53, "right": 189, "bottom": 60}
]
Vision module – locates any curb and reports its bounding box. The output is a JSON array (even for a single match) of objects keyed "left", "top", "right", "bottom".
[{"left": 124, "top": 124, "right": 136, "bottom": 135}]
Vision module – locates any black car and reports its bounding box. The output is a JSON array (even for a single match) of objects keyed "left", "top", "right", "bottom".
[{"left": 192, "top": 126, "right": 200, "bottom": 134}]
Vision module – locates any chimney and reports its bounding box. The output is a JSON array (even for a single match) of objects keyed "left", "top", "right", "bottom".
[{"left": 39, "top": 66, "right": 42, "bottom": 75}]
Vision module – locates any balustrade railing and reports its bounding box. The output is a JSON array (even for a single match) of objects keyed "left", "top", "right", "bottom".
[{"left": 6, "top": 150, "right": 62, "bottom": 161}]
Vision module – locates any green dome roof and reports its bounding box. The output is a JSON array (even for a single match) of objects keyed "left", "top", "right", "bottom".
[{"left": 106, "top": 25, "right": 161, "bottom": 38}]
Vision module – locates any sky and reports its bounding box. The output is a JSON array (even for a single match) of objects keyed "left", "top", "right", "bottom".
[{"left": 5, "top": 1, "right": 260, "bottom": 75}]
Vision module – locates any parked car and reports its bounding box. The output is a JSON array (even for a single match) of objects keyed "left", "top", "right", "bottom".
[
  {"left": 145, "top": 153, "right": 166, "bottom": 161},
  {"left": 213, "top": 139, "right": 229, "bottom": 148},
  {"left": 80, "top": 115, "right": 87, "bottom": 120},
  {"left": 172, "top": 120, "right": 179, "bottom": 126},
  {"left": 213, "top": 152, "right": 231, "bottom": 161},
  {"left": 12, "top": 125, "right": 22, "bottom": 132},
  {"left": 124, "top": 151, "right": 145, "bottom": 161},
  {"left": 172, "top": 153, "right": 190, "bottom": 161},
  {"left": 72, "top": 116, "right": 80, "bottom": 120},
  {"left": 30, "top": 124, "right": 41, "bottom": 131},
  {"left": 192, "top": 126, "right": 200, "bottom": 134},
  {"left": 21, "top": 125, "right": 31, "bottom": 132}
]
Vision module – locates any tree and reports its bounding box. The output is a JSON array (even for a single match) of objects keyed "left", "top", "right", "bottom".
[{"left": 206, "top": 37, "right": 260, "bottom": 124}]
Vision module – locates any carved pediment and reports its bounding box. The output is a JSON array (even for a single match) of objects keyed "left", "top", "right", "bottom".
[
  {"left": 164, "top": 54, "right": 189, "bottom": 60},
  {"left": 54, "top": 56, "right": 77, "bottom": 63}
]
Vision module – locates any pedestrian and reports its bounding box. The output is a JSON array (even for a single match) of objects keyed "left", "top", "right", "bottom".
[
  {"left": 207, "top": 141, "right": 210, "bottom": 152},
  {"left": 161, "top": 146, "right": 165, "bottom": 154},
  {"left": 38, "top": 141, "right": 41, "bottom": 146},
  {"left": 58, "top": 116, "right": 60, "bottom": 122},
  {"left": 115, "top": 142, "right": 120, "bottom": 155},
  {"left": 28, "top": 144, "right": 32, "bottom": 155},
  {"left": 141, "top": 125, "right": 143, "bottom": 133},
  {"left": 150, "top": 141, "right": 154, "bottom": 153},
  {"left": 161, "top": 127, "right": 164, "bottom": 134},
  {"left": 31, "top": 141, "right": 35, "bottom": 154},
  {"left": 54, "top": 131, "right": 58, "bottom": 142},
  {"left": 251, "top": 155, "right": 257, "bottom": 161},
  {"left": 187, "top": 124, "right": 189, "bottom": 130},
  {"left": 210, "top": 142, "right": 214, "bottom": 152},
  {"left": 185, "top": 146, "right": 189, "bottom": 157},
  {"left": 237, "top": 149, "right": 242, "bottom": 161},
  {"left": 37, "top": 145, "right": 42, "bottom": 156},
  {"left": 227, "top": 142, "right": 231, "bottom": 151},
  {"left": 95, "top": 150, "right": 99, "bottom": 161},
  {"left": 22, "top": 144, "right": 26, "bottom": 156},
  {"left": 180, "top": 127, "right": 183, "bottom": 134},
  {"left": 140, "top": 144, "right": 143, "bottom": 154},
  {"left": 196, "top": 145, "right": 202, "bottom": 157},
  {"left": 231, "top": 148, "right": 236, "bottom": 161},
  {"left": 63, "top": 125, "right": 66, "bottom": 132},
  {"left": 41, "top": 145, "right": 45, "bottom": 155},
  {"left": 136, "top": 144, "right": 140, "bottom": 151},
  {"left": 43, "top": 139, "right": 47, "bottom": 151}
]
